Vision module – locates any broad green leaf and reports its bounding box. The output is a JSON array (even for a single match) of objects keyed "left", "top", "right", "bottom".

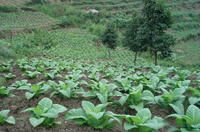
[
  {"left": 52, "top": 104, "right": 67, "bottom": 113},
  {"left": 124, "top": 122, "right": 137, "bottom": 130},
  {"left": 41, "top": 111, "right": 58, "bottom": 118},
  {"left": 97, "top": 93, "right": 108, "bottom": 104},
  {"left": 189, "top": 97, "right": 200, "bottom": 105},
  {"left": 38, "top": 98, "right": 53, "bottom": 112},
  {"left": 82, "top": 101, "right": 95, "bottom": 113},
  {"left": 186, "top": 105, "right": 200, "bottom": 125},
  {"left": 22, "top": 108, "right": 34, "bottom": 112},
  {"left": 119, "top": 95, "right": 128, "bottom": 105},
  {"left": 18, "top": 86, "right": 31, "bottom": 90},
  {"left": 95, "top": 103, "right": 108, "bottom": 113},
  {"left": 29, "top": 117, "right": 45, "bottom": 127},
  {"left": 170, "top": 103, "right": 185, "bottom": 115},
  {"left": 25, "top": 92, "right": 35, "bottom": 100},
  {"left": 130, "top": 102, "right": 144, "bottom": 111},
  {"left": 136, "top": 108, "right": 151, "bottom": 123},
  {"left": 5, "top": 116, "right": 15, "bottom": 125},
  {"left": 31, "top": 85, "right": 40, "bottom": 92},
  {"left": 143, "top": 116, "right": 166, "bottom": 130},
  {"left": 127, "top": 116, "right": 143, "bottom": 124},
  {"left": 87, "top": 112, "right": 104, "bottom": 120},
  {"left": 33, "top": 108, "right": 44, "bottom": 115},
  {"left": 142, "top": 90, "right": 155, "bottom": 102},
  {"left": 0, "top": 110, "right": 10, "bottom": 117},
  {"left": 65, "top": 108, "right": 87, "bottom": 121}
]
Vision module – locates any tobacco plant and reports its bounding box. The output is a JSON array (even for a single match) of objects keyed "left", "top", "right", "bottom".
[
  {"left": 23, "top": 98, "right": 67, "bottom": 127},
  {"left": 0, "top": 110, "right": 15, "bottom": 125},
  {"left": 65, "top": 101, "right": 121, "bottom": 129}
]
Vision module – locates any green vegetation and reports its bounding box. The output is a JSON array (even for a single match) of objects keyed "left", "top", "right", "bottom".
[
  {"left": 101, "top": 23, "right": 118, "bottom": 58},
  {"left": 0, "top": 110, "right": 15, "bottom": 125},
  {"left": 168, "top": 104, "right": 200, "bottom": 131},
  {"left": 119, "top": 108, "right": 167, "bottom": 132},
  {"left": 23, "top": 97, "right": 67, "bottom": 127},
  {"left": 65, "top": 101, "right": 121, "bottom": 129},
  {"left": 0, "top": 0, "right": 200, "bottom": 131},
  {"left": 0, "top": 12, "right": 58, "bottom": 30},
  {"left": 0, "top": 57, "right": 199, "bottom": 131}
]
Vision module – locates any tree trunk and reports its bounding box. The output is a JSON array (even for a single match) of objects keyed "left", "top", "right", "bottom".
[
  {"left": 108, "top": 49, "right": 111, "bottom": 59},
  {"left": 154, "top": 51, "right": 158, "bottom": 65},
  {"left": 134, "top": 52, "right": 138, "bottom": 65}
]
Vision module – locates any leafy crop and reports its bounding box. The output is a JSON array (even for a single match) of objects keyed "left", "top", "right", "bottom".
[
  {"left": 3, "top": 73, "right": 16, "bottom": 80},
  {"left": 168, "top": 104, "right": 200, "bottom": 131},
  {"left": 51, "top": 80, "right": 80, "bottom": 98},
  {"left": 0, "top": 63, "right": 12, "bottom": 72},
  {"left": 0, "top": 110, "right": 15, "bottom": 125},
  {"left": 44, "top": 70, "right": 62, "bottom": 80},
  {"left": 23, "top": 98, "right": 67, "bottom": 127},
  {"left": 0, "top": 86, "right": 15, "bottom": 97},
  {"left": 23, "top": 71, "right": 41, "bottom": 79},
  {"left": 65, "top": 101, "right": 121, "bottom": 129},
  {"left": 11, "top": 80, "right": 30, "bottom": 88},
  {"left": 18, "top": 83, "right": 49, "bottom": 100},
  {"left": 82, "top": 79, "right": 119, "bottom": 104},
  {"left": 143, "top": 88, "right": 186, "bottom": 108},
  {"left": 118, "top": 84, "right": 144, "bottom": 110},
  {"left": 118, "top": 108, "right": 167, "bottom": 132}
]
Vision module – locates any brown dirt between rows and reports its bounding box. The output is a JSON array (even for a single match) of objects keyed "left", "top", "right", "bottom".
[{"left": 0, "top": 65, "right": 182, "bottom": 132}]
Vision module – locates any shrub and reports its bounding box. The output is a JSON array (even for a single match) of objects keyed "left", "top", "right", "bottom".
[
  {"left": 0, "top": 47, "right": 16, "bottom": 59},
  {"left": 0, "top": 41, "right": 16, "bottom": 59},
  {"left": 60, "top": 6, "right": 85, "bottom": 27},
  {"left": 88, "top": 24, "right": 106, "bottom": 37},
  {"left": 0, "top": 6, "right": 18, "bottom": 13},
  {"left": 31, "top": 29, "right": 60, "bottom": 49},
  {"left": 101, "top": 23, "right": 118, "bottom": 58}
]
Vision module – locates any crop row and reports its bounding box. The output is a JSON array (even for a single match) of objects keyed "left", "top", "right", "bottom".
[
  {"left": 0, "top": 58, "right": 200, "bottom": 131},
  {"left": 0, "top": 12, "right": 59, "bottom": 30}
]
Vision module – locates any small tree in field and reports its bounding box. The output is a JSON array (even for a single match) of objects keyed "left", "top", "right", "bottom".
[
  {"left": 142, "top": 0, "right": 175, "bottom": 65},
  {"left": 101, "top": 23, "right": 118, "bottom": 58},
  {"left": 124, "top": 14, "right": 148, "bottom": 64}
]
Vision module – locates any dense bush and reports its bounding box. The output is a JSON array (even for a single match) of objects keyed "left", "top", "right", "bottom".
[
  {"left": 0, "top": 6, "right": 18, "bottom": 13},
  {"left": 0, "top": 47, "right": 16, "bottom": 59},
  {"left": 88, "top": 24, "right": 106, "bottom": 37},
  {"left": 60, "top": 15, "right": 84, "bottom": 27},
  {"left": 0, "top": 40, "right": 16, "bottom": 59},
  {"left": 30, "top": 29, "right": 61, "bottom": 49},
  {"left": 101, "top": 23, "right": 118, "bottom": 58}
]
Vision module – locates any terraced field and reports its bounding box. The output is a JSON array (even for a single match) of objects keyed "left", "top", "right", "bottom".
[
  {"left": 0, "top": 11, "right": 59, "bottom": 31},
  {"left": 0, "top": 0, "right": 30, "bottom": 6}
]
